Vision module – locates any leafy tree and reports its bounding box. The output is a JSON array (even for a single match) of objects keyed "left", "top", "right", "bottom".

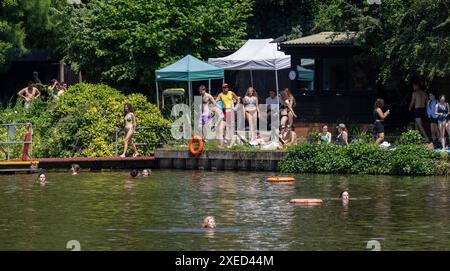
[
  {"left": 0, "top": 0, "right": 69, "bottom": 71},
  {"left": 63, "top": 0, "right": 253, "bottom": 89},
  {"left": 313, "top": 0, "right": 450, "bottom": 85},
  {"left": 247, "top": 0, "right": 318, "bottom": 39}
]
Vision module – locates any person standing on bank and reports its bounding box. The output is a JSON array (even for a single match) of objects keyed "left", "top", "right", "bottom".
[
  {"left": 374, "top": 99, "right": 390, "bottom": 145},
  {"left": 17, "top": 82, "right": 41, "bottom": 109},
  {"left": 243, "top": 87, "right": 260, "bottom": 142},
  {"left": 427, "top": 93, "right": 440, "bottom": 144},
  {"left": 435, "top": 95, "right": 449, "bottom": 150},
  {"left": 120, "top": 103, "right": 139, "bottom": 157},
  {"left": 336, "top": 124, "right": 349, "bottom": 146},
  {"left": 215, "top": 83, "right": 240, "bottom": 147},
  {"left": 408, "top": 80, "right": 429, "bottom": 141}
]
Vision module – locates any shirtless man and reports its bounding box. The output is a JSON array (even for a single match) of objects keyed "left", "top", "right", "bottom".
[
  {"left": 198, "top": 85, "right": 217, "bottom": 136},
  {"left": 17, "top": 82, "right": 41, "bottom": 108},
  {"left": 408, "top": 80, "right": 428, "bottom": 141}
]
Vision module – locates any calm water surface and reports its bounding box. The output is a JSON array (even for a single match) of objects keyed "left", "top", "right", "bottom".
[{"left": 0, "top": 170, "right": 449, "bottom": 250}]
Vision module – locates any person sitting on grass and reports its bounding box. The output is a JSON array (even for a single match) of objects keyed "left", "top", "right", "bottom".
[
  {"left": 280, "top": 126, "right": 297, "bottom": 147},
  {"left": 335, "top": 124, "right": 349, "bottom": 146},
  {"left": 71, "top": 164, "right": 80, "bottom": 175},
  {"left": 318, "top": 125, "right": 332, "bottom": 144}
]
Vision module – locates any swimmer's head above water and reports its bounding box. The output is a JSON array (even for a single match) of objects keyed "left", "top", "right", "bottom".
[
  {"left": 130, "top": 169, "right": 139, "bottom": 178},
  {"left": 38, "top": 173, "right": 46, "bottom": 184},
  {"left": 71, "top": 164, "right": 80, "bottom": 175},
  {"left": 340, "top": 190, "right": 349, "bottom": 200},
  {"left": 202, "top": 216, "right": 216, "bottom": 229},
  {"left": 142, "top": 169, "right": 151, "bottom": 177}
]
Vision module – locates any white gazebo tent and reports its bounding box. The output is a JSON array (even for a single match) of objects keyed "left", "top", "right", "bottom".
[{"left": 208, "top": 39, "right": 291, "bottom": 96}]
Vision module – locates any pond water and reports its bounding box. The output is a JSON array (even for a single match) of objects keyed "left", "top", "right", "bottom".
[{"left": 0, "top": 170, "right": 449, "bottom": 250}]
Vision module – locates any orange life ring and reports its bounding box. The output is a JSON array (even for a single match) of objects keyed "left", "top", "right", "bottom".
[
  {"left": 290, "top": 199, "right": 323, "bottom": 205},
  {"left": 266, "top": 176, "right": 295, "bottom": 183},
  {"left": 189, "top": 135, "right": 204, "bottom": 156}
]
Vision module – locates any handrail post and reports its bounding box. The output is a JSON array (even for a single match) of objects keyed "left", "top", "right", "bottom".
[
  {"left": 29, "top": 124, "right": 33, "bottom": 160},
  {"left": 114, "top": 128, "right": 119, "bottom": 156},
  {"left": 6, "top": 124, "right": 10, "bottom": 161}
]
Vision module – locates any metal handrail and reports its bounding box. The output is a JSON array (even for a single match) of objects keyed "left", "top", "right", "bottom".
[{"left": 0, "top": 123, "right": 33, "bottom": 161}]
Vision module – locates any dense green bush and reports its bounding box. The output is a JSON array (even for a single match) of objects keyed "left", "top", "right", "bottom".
[
  {"left": 398, "top": 130, "right": 423, "bottom": 145},
  {"left": 280, "top": 130, "right": 440, "bottom": 176},
  {"left": 0, "top": 83, "right": 171, "bottom": 158},
  {"left": 390, "top": 144, "right": 436, "bottom": 175}
]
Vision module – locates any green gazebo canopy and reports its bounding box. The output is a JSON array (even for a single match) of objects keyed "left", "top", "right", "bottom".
[
  {"left": 155, "top": 55, "right": 224, "bottom": 109},
  {"left": 155, "top": 55, "right": 224, "bottom": 82}
]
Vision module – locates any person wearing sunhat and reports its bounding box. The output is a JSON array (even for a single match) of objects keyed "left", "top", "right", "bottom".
[
  {"left": 335, "top": 123, "right": 349, "bottom": 146},
  {"left": 215, "top": 83, "right": 240, "bottom": 147}
]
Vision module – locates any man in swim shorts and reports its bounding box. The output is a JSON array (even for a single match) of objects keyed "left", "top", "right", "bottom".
[{"left": 408, "top": 80, "right": 428, "bottom": 141}]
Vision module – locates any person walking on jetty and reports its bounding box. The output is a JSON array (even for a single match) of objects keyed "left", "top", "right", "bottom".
[
  {"left": 17, "top": 82, "right": 41, "bottom": 109},
  {"left": 120, "top": 103, "right": 139, "bottom": 157},
  {"left": 409, "top": 80, "right": 428, "bottom": 141},
  {"left": 435, "top": 95, "right": 449, "bottom": 150},
  {"left": 373, "top": 99, "right": 390, "bottom": 145}
]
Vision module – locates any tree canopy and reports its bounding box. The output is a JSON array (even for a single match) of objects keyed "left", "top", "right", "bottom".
[
  {"left": 63, "top": 0, "right": 253, "bottom": 88},
  {"left": 313, "top": 0, "right": 450, "bottom": 84},
  {"left": 0, "top": 0, "right": 68, "bottom": 71}
]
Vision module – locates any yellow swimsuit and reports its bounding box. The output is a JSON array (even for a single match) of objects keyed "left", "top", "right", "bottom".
[{"left": 221, "top": 91, "right": 234, "bottom": 111}]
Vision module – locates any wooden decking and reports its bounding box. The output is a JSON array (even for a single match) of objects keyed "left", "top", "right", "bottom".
[{"left": 0, "top": 156, "right": 156, "bottom": 173}]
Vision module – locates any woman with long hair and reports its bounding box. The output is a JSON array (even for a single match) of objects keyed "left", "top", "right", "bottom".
[
  {"left": 280, "top": 88, "right": 297, "bottom": 129},
  {"left": 120, "top": 103, "right": 139, "bottom": 157},
  {"left": 335, "top": 123, "right": 349, "bottom": 146},
  {"left": 243, "top": 87, "right": 260, "bottom": 141},
  {"left": 435, "top": 95, "right": 449, "bottom": 150},
  {"left": 373, "top": 99, "right": 390, "bottom": 145}
]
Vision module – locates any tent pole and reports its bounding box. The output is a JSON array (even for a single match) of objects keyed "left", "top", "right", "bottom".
[
  {"left": 155, "top": 80, "right": 160, "bottom": 109},
  {"left": 208, "top": 79, "right": 211, "bottom": 93},
  {"left": 189, "top": 81, "right": 193, "bottom": 111},
  {"left": 275, "top": 69, "right": 279, "bottom": 93},
  {"left": 250, "top": 70, "right": 254, "bottom": 86}
]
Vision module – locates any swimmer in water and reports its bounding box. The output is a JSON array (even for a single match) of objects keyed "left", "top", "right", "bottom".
[
  {"left": 202, "top": 216, "right": 216, "bottom": 229},
  {"left": 130, "top": 169, "right": 139, "bottom": 178},
  {"left": 71, "top": 164, "right": 80, "bottom": 175},
  {"left": 38, "top": 173, "right": 46, "bottom": 186},
  {"left": 340, "top": 190, "right": 349, "bottom": 207},
  {"left": 142, "top": 168, "right": 151, "bottom": 177}
]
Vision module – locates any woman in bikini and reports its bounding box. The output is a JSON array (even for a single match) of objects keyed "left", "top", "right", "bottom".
[
  {"left": 435, "top": 95, "right": 449, "bottom": 150},
  {"left": 243, "top": 87, "right": 260, "bottom": 142},
  {"left": 120, "top": 103, "right": 139, "bottom": 157},
  {"left": 280, "top": 88, "right": 297, "bottom": 130}
]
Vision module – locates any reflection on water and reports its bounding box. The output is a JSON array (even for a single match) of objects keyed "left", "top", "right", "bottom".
[{"left": 0, "top": 171, "right": 450, "bottom": 250}]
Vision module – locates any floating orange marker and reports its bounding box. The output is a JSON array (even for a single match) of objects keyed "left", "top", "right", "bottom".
[
  {"left": 266, "top": 177, "right": 295, "bottom": 183},
  {"left": 290, "top": 199, "right": 323, "bottom": 205}
]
